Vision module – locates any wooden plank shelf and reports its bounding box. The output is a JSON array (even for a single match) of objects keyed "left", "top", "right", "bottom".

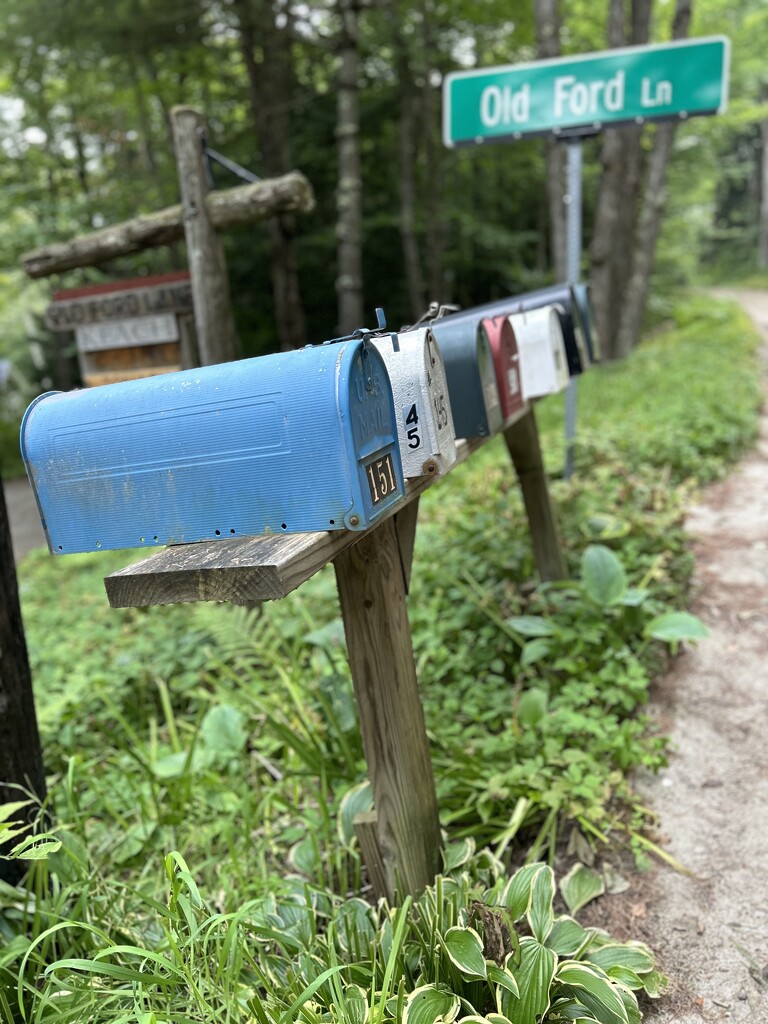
[{"left": 104, "top": 426, "right": 505, "bottom": 609}]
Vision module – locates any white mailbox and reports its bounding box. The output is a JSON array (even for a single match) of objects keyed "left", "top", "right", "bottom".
[
  {"left": 372, "top": 327, "right": 457, "bottom": 479},
  {"left": 509, "top": 306, "right": 570, "bottom": 399}
]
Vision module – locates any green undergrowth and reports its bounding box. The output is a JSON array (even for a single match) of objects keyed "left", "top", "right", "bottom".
[{"left": 1, "top": 293, "right": 762, "bottom": 1023}]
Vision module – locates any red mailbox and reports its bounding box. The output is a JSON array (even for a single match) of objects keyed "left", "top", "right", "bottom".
[{"left": 481, "top": 314, "right": 525, "bottom": 421}]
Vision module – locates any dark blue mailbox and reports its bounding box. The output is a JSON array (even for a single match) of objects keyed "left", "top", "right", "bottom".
[
  {"left": 428, "top": 314, "right": 503, "bottom": 440},
  {"left": 572, "top": 283, "right": 599, "bottom": 363},
  {"left": 21, "top": 338, "right": 405, "bottom": 555},
  {"left": 445, "top": 284, "right": 590, "bottom": 377}
]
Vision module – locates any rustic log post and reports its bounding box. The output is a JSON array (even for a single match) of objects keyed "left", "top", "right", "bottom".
[
  {"left": 171, "top": 106, "right": 238, "bottom": 366},
  {"left": 0, "top": 478, "right": 47, "bottom": 884},
  {"left": 504, "top": 408, "right": 568, "bottom": 581},
  {"left": 21, "top": 173, "right": 315, "bottom": 280},
  {"left": 334, "top": 513, "right": 441, "bottom": 899}
]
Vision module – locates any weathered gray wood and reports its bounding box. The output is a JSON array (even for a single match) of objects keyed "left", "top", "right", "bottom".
[
  {"left": 334, "top": 516, "right": 441, "bottom": 898},
  {"left": 503, "top": 408, "right": 567, "bottom": 581},
  {"left": 354, "top": 811, "right": 389, "bottom": 901},
  {"left": 0, "top": 476, "right": 46, "bottom": 884},
  {"left": 105, "top": 428, "right": 500, "bottom": 608},
  {"left": 171, "top": 106, "right": 239, "bottom": 366},
  {"left": 45, "top": 278, "right": 193, "bottom": 331},
  {"left": 22, "top": 173, "right": 314, "bottom": 280},
  {"left": 393, "top": 497, "right": 420, "bottom": 594}
]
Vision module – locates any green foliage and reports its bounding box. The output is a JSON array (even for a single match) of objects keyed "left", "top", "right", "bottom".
[
  {"left": 0, "top": 294, "right": 759, "bottom": 1021},
  {"left": 0, "top": 833, "right": 663, "bottom": 1024}
]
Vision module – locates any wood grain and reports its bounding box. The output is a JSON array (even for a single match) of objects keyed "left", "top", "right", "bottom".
[
  {"left": 22, "top": 173, "right": 315, "bottom": 279},
  {"left": 503, "top": 407, "right": 568, "bottom": 581},
  {"left": 334, "top": 518, "right": 441, "bottom": 897}
]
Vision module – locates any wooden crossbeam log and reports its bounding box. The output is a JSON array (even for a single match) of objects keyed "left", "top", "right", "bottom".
[{"left": 21, "top": 171, "right": 315, "bottom": 280}]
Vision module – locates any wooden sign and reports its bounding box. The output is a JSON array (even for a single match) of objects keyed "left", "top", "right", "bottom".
[
  {"left": 45, "top": 272, "right": 196, "bottom": 386},
  {"left": 45, "top": 272, "right": 193, "bottom": 331},
  {"left": 75, "top": 314, "right": 179, "bottom": 353}
]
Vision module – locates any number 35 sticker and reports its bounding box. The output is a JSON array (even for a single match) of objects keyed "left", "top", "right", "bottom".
[{"left": 402, "top": 402, "right": 421, "bottom": 449}]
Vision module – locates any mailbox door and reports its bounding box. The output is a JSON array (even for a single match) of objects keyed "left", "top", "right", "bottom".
[
  {"left": 481, "top": 315, "right": 524, "bottom": 421},
  {"left": 344, "top": 341, "right": 405, "bottom": 527},
  {"left": 430, "top": 319, "right": 503, "bottom": 439},
  {"left": 510, "top": 307, "right": 568, "bottom": 399},
  {"left": 375, "top": 328, "right": 456, "bottom": 478}
]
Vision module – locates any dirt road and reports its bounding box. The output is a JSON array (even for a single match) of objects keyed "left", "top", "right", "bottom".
[
  {"left": 3, "top": 474, "right": 46, "bottom": 563},
  {"left": 585, "top": 290, "right": 768, "bottom": 1023}
]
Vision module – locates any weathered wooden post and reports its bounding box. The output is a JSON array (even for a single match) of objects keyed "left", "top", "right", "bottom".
[
  {"left": 0, "top": 476, "right": 46, "bottom": 884},
  {"left": 503, "top": 409, "right": 567, "bottom": 581},
  {"left": 170, "top": 106, "right": 239, "bottom": 366},
  {"left": 334, "top": 506, "right": 441, "bottom": 901}
]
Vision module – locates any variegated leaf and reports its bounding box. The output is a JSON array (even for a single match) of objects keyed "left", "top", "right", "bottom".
[
  {"left": 444, "top": 927, "right": 487, "bottom": 979},
  {"left": 501, "top": 937, "right": 557, "bottom": 1024}
]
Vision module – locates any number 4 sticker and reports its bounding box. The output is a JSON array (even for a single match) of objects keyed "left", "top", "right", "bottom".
[{"left": 403, "top": 402, "right": 421, "bottom": 449}]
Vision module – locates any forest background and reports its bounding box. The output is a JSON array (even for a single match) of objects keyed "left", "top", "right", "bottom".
[{"left": 0, "top": 0, "right": 767, "bottom": 428}]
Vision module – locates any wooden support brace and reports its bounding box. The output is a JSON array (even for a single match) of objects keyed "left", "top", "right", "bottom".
[
  {"left": 21, "top": 174, "right": 315, "bottom": 280},
  {"left": 333, "top": 512, "right": 441, "bottom": 900},
  {"left": 503, "top": 407, "right": 568, "bottom": 581},
  {"left": 354, "top": 811, "right": 389, "bottom": 902}
]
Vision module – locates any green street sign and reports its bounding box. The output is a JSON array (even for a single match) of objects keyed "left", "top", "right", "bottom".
[{"left": 443, "top": 36, "right": 730, "bottom": 147}]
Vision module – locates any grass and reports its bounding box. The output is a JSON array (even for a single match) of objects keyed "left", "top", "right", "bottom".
[{"left": 0, "top": 291, "right": 763, "bottom": 1023}]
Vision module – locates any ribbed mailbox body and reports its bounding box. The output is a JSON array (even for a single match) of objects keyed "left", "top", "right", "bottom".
[
  {"left": 510, "top": 307, "right": 570, "bottom": 399},
  {"left": 481, "top": 314, "right": 525, "bottom": 421},
  {"left": 21, "top": 339, "right": 404, "bottom": 555},
  {"left": 429, "top": 316, "right": 503, "bottom": 440},
  {"left": 371, "top": 327, "right": 457, "bottom": 479}
]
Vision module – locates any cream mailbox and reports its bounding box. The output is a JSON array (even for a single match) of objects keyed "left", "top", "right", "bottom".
[
  {"left": 480, "top": 314, "right": 525, "bottom": 421},
  {"left": 509, "top": 306, "right": 570, "bottom": 399},
  {"left": 20, "top": 336, "right": 405, "bottom": 555},
  {"left": 372, "top": 327, "right": 457, "bottom": 479},
  {"left": 428, "top": 315, "right": 503, "bottom": 440},
  {"left": 510, "top": 284, "right": 591, "bottom": 374}
]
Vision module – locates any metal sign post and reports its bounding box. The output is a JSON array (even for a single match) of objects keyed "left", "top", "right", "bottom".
[{"left": 564, "top": 138, "right": 583, "bottom": 480}]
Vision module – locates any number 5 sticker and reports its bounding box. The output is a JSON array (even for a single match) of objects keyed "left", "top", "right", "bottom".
[{"left": 403, "top": 402, "right": 421, "bottom": 449}]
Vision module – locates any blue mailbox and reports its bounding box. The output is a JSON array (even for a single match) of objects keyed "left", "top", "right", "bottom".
[
  {"left": 427, "top": 314, "right": 503, "bottom": 440},
  {"left": 21, "top": 338, "right": 405, "bottom": 555}
]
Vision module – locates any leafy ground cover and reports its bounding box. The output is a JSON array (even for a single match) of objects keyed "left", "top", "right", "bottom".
[{"left": 0, "top": 293, "right": 762, "bottom": 1023}]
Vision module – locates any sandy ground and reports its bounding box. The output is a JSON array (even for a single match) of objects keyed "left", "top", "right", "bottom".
[
  {"left": 4, "top": 292, "right": 768, "bottom": 1020},
  {"left": 582, "top": 290, "right": 768, "bottom": 1023}
]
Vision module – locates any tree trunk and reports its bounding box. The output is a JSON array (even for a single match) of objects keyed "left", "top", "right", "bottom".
[
  {"left": 534, "top": 0, "right": 566, "bottom": 280},
  {"left": 420, "top": 0, "right": 446, "bottom": 304},
  {"left": 234, "top": 0, "right": 308, "bottom": 350},
  {"left": 391, "top": 2, "right": 426, "bottom": 321},
  {"left": 0, "top": 477, "right": 47, "bottom": 886},
  {"left": 615, "top": 0, "right": 692, "bottom": 357},
  {"left": 336, "top": 0, "right": 364, "bottom": 333},
  {"left": 589, "top": 0, "right": 652, "bottom": 359}
]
